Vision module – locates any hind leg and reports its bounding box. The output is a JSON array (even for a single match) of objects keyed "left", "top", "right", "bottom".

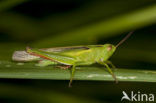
[{"left": 36, "top": 60, "right": 57, "bottom": 67}]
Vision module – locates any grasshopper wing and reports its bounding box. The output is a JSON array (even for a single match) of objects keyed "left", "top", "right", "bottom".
[
  {"left": 40, "top": 46, "right": 90, "bottom": 52},
  {"left": 40, "top": 45, "right": 103, "bottom": 53},
  {"left": 45, "top": 45, "right": 104, "bottom": 57},
  {"left": 12, "top": 51, "right": 40, "bottom": 61}
]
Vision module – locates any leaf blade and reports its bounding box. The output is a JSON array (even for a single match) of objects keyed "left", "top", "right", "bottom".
[{"left": 0, "top": 61, "right": 156, "bottom": 82}]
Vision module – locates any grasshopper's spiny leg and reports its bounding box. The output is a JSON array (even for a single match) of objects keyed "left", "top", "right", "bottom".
[{"left": 105, "top": 61, "right": 116, "bottom": 70}]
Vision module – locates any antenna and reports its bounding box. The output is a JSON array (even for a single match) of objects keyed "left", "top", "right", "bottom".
[{"left": 116, "top": 31, "right": 134, "bottom": 48}]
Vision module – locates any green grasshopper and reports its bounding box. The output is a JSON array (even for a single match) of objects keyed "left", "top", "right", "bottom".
[{"left": 12, "top": 31, "right": 133, "bottom": 87}]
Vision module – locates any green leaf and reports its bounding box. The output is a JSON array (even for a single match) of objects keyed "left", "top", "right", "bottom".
[{"left": 0, "top": 61, "right": 156, "bottom": 82}]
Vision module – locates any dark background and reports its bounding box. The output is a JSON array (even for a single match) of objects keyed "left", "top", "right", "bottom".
[{"left": 0, "top": 0, "right": 156, "bottom": 103}]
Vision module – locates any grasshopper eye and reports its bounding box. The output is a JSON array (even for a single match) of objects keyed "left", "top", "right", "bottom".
[{"left": 107, "top": 45, "right": 112, "bottom": 51}]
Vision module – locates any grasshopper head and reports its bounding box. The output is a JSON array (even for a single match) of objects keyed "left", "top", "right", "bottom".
[
  {"left": 107, "top": 44, "right": 116, "bottom": 51},
  {"left": 106, "top": 44, "right": 116, "bottom": 53},
  {"left": 102, "top": 44, "right": 116, "bottom": 61}
]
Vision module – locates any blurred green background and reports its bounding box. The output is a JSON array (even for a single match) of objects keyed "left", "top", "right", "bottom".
[{"left": 0, "top": 0, "right": 156, "bottom": 103}]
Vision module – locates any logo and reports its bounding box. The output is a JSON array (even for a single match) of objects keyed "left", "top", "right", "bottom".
[{"left": 121, "top": 91, "right": 155, "bottom": 102}]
